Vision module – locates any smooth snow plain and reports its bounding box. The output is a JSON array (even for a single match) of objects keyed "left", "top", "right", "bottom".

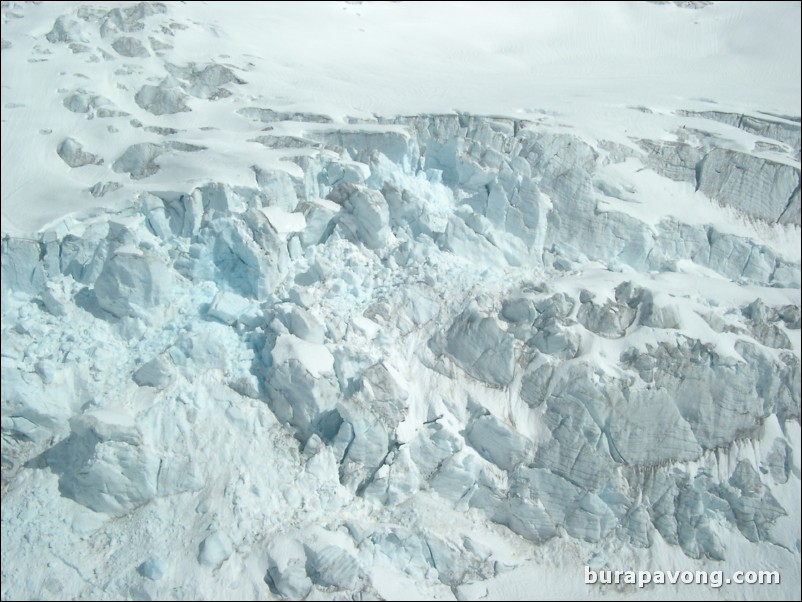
[{"left": 1, "top": 1, "right": 800, "bottom": 600}]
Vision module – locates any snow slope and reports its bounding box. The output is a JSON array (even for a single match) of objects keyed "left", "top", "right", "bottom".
[
  {"left": 1, "top": 1, "right": 800, "bottom": 600},
  {"left": 2, "top": 0, "right": 800, "bottom": 233}
]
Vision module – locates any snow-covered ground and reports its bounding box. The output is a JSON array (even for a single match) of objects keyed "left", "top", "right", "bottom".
[{"left": 1, "top": 1, "right": 800, "bottom": 600}]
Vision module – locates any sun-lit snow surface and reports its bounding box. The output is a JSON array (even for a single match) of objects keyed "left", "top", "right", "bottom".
[{"left": 1, "top": 1, "right": 800, "bottom": 600}]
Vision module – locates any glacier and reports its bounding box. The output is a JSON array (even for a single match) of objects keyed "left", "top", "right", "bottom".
[{"left": 1, "top": 1, "right": 800, "bottom": 600}]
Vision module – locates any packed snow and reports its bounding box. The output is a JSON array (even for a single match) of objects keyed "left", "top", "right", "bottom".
[{"left": 1, "top": 1, "right": 800, "bottom": 601}]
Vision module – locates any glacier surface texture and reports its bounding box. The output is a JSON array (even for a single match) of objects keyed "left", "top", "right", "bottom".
[{"left": 1, "top": 1, "right": 800, "bottom": 600}]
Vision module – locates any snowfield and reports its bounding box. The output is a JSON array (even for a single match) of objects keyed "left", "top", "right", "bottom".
[{"left": 1, "top": 1, "right": 800, "bottom": 600}]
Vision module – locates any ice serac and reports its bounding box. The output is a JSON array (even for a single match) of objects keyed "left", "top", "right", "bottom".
[
  {"left": 327, "top": 182, "right": 391, "bottom": 250},
  {"left": 50, "top": 409, "right": 159, "bottom": 516},
  {"left": 197, "top": 531, "right": 232, "bottom": 568},
  {"left": 166, "top": 62, "right": 245, "bottom": 100},
  {"left": 134, "top": 83, "right": 190, "bottom": 115},
  {"left": 697, "top": 148, "right": 799, "bottom": 225},
  {"left": 464, "top": 412, "right": 531, "bottom": 471},
  {"left": 577, "top": 284, "right": 640, "bottom": 339},
  {"left": 267, "top": 334, "right": 338, "bottom": 442},
  {"left": 57, "top": 137, "right": 102, "bottom": 167},
  {"left": 113, "top": 141, "right": 204, "bottom": 179},
  {"left": 304, "top": 544, "right": 361, "bottom": 589},
  {"left": 639, "top": 121, "right": 801, "bottom": 227},
  {"left": 1, "top": 237, "right": 46, "bottom": 298},
  {"left": 137, "top": 556, "right": 165, "bottom": 581},
  {"left": 438, "top": 308, "right": 515, "bottom": 386},
  {"left": 203, "top": 208, "right": 289, "bottom": 298},
  {"left": 63, "top": 89, "right": 128, "bottom": 118},
  {"left": 680, "top": 109, "right": 802, "bottom": 160},
  {"left": 111, "top": 36, "right": 150, "bottom": 57},
  {"left": 93, "top": 247, "right": 174, "bottom": 318},
  {"left": 265, "top": 539, "right": 314, "bottom": 599},
  {"left": 133, "top": 355, "right": 173, "bottom": 388}
]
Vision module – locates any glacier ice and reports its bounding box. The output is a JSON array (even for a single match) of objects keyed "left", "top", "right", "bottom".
[
  {"left": 4, "top": 107, "right": 798, "bottom": 598},
  {"left": 133, "top": 354, "right": 173, "bottom": 388},
  {"left": 56, "top": 137, "right": 103, "bottom": 167},
  {"left": 197, "top": 531, "right": 233, "bottom": 568},
  {"left": 134, "top": 83, "right": 190, "bottom": 115},
  {"left": 93, "top": 247, "right": 175, "bottom": 317},
  {"left": 111, "top": 35, "right": 150, "bottom": 58},
  {"left": 1, "top": 2, "right": 800, "bottom": 599},
  {"left": 432, "top": 307, "right": 515, "bottom": 387},
  {"left": 697, "top": 148, "right": 799, "bottom": 225}
]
